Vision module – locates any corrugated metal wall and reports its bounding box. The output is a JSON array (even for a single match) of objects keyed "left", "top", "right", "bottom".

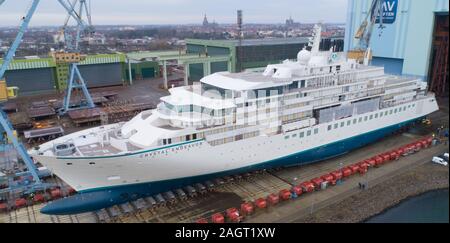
[
  {"left": 211, "top": 61, "right": 228, "bottom": 73},
  {"left": 189, "top": 63, "right": 204, "bottom": 82},
  {"left": 187, "top": 44, "right": 206, "bottom": 54},
  {"left": 4, "top": 68, "right": 55, "bottom": 96},
  {"left": 237, "top": 43, "right": 307, "bottom": 71},
  {"left": 78, "top": 63, "right": 123, "bottom": 88}
]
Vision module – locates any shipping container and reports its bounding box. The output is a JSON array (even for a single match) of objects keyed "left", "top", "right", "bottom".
[
  {"left": 255, "top": 198, "right": 267, "bottom": 209},
  {"left": 342, "top": 167, "right": 352, "bottom": 178},
  {"left": 420, "top": 140, "right": 429, "bottom": 148},
  {"left": 407, "top": 144, "right": 416, "bottom": 154},
  {"left": 321, "top": 174, "right": 334, "bottom": 184},
  {"left": 0, "top": 203, "right": 7, "bottom": 212},
  {"left": 358, "top": 162, "right": 369, "bottom": 170},
  {"left": 390, "top": 151, "right": 400, "bottom": 160},
  {"left": 374, "top": 156, "right": 383, "bottom": 166},
  {"left": 381, "top": 154, "right": 390, "bottom": 162},
  {"left": 310, "top": 177, "right": 324, "bottom": 189},
  {"left": 196, "top": 218, "right": 208, "bottom": 223},
  {"left": 396, "top": 147, "right": 406, "bottom": 156},
  {"left": 33, "top": 193, "right": 45, "bottom": 203},
  {"left": 414, "top": 142, "right": 423, "bottom": 152},
  {"left": 50, "top": 188, "right": 62, "bottom": 199},
  {"left": 300, "top": 182, "right": 315, "bottom": 192},
  {"left": 267, "top": 193, "right": 280, "bottom": 205},
  {"left": 15, "top": 198, "right": 27, "bottom": 208},
  {"left": 331, "top": 171, "right": 343, "bottom": 180},
  {"left": 211, "top": 213, "right": 225, "bottom": 223},
  {"left": 291, "top": 186, "right": 303, "bottom": 196},
  {"left": 365, "top": 159, "right": 376, "bottom": 167},
  {"left": 240, "top": 202, "right": 254, "bottom": 215},
  {"left": 226, "top": 208, "right": 241, "bottom": 223},
  {"left": 279, "top": 189, "right": 291, "bottom": 201}
]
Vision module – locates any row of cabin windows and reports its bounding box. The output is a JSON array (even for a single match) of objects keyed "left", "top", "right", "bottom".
[
  {"left": 284, "top": 128, "right": 319, "bottom": 140},
  {"left": 313, "top": 65, "right": 341, "bottom": 74},
  {"left": 236, "top": 92, "right": 308, "bottom": 109},
  {"left": 327, "top": 104, "right": 414, "bottom": 131},
  {"left": 162, "top": 133, "right": 198, "bottom": 146}
]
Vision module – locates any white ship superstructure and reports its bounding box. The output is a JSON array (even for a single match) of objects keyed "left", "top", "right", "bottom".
[{"left": 32, "top": 25, "right": 439, "bottom": 215}]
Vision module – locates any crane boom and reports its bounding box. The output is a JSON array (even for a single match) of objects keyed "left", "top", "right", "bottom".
[
  {"left": 0, "top": 0, "right": 41, "bottom": 79},
  {"left": 348, "top": 0, "right": 385, "bottom": 64},
  {"left": 0, "top": 0, "right": 42, "bottom": 185},
  {"left": 54, "top": 0, "right": 95, "bottom": 114}
]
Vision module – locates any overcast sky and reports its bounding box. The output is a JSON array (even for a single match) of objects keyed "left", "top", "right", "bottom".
[{"left": 0, "top": 0, "right": 348, "bottom": 26}]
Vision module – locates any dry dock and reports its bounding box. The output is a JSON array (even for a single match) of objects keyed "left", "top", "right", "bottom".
[
  {"left": 1, "top": 87, "right": 448, "bottom": 223},
  {"left": 0, "top": 130, "right": 447, "bottom": 223}
]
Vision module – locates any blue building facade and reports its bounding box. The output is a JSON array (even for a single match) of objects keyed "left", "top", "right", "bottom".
[{"left": 344, "top": 0, "right": 449, "bottom": 80}]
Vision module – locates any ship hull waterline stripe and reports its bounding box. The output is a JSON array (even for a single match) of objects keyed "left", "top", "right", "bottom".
[{"left": 40, "top": 117, "right": 423, "bottom": 215}]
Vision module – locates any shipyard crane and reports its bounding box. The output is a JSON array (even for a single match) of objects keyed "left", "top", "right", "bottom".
[
  {"left": 54, "top": 0, "right": 95, "bottom": 114},
  {"left": 0, "top": 0, "right": 43, "bottom": 188},
  {"left": 347, "top": 0, "right": 385, "bottom": 65}
]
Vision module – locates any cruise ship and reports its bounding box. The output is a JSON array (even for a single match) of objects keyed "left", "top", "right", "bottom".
[{"left": 32, "top": 25, "right": 439, "bottom": 215}]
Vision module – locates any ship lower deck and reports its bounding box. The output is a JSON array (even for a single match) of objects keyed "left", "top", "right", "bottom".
[{"left": 40, "top": 116, "right": 425, "bottom": 215}]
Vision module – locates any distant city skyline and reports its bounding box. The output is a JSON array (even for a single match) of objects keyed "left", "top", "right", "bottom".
[{"left": 0, "top": 0, "right": 348, "bottom": 27}]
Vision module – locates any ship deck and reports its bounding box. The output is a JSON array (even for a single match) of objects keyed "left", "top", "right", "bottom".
[{"left": 76, "top": 143, "right": 123, "bottom": 157}]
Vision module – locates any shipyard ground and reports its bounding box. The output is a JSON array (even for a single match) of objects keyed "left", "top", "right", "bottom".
[{"left": 0, "top": 80, "right": 448, "bottom": 223}]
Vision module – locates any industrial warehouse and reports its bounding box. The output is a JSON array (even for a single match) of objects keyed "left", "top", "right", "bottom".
[{"left": 0, "top": 0, "right": 448, "bottom": 226}]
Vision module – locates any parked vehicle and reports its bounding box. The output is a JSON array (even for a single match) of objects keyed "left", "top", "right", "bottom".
[{"left": 432, "top": 156, "right": 448, "bottom": 166}]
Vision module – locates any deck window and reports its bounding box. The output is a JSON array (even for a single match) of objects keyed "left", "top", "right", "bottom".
[
  {"left": 314, "top": 128, "right": 319, "bottom": 134},
  {"left": 192, "top": 134, "right": 197, "bottom": 140},
  {"left": 328, "top": 125, "right": 332, "bottom": 131},
  {"left": 334, "top": 123, "right": 338, "bottom": 129},
  {"left": 375, "top": 113, "right": 378, "bottom": 118},
  {"left": 284, "top": 135, "right": 290, "bottom": 139},
  {"left": 347, "top": 120, "right": 351, "bottom": 126},
  {"left": 300, "top": 132, "right": 304, "bottom": 138},
  {"left": 307, "top": 130, "right": 311, "bottom": 136},
  {"left": 358, "top": 117, "right": 362, "bottom": 123},
  {"left": 370, "top": 115, "right": 373, "bottom": 120},
  {"left": 390, "top": 110, "right": 393, "bottom": 114},
  {"left": 341, "top": 122, "right": 345, "bottom": 127},
  {"left": 364, "top": 116, "right": 368, "bottom": 121}
]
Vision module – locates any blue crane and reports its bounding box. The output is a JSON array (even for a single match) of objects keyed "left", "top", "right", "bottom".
[
  {"left": 0, "top": 0, "right": 43, "bottom": 186},
  {"left": 55, "top": 0, "right": 95, "bottom": 114}
]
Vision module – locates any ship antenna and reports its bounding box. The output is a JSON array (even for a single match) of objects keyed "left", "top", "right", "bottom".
[{"left": 309, "top": 23, "right": 322, "bottom": 55}]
